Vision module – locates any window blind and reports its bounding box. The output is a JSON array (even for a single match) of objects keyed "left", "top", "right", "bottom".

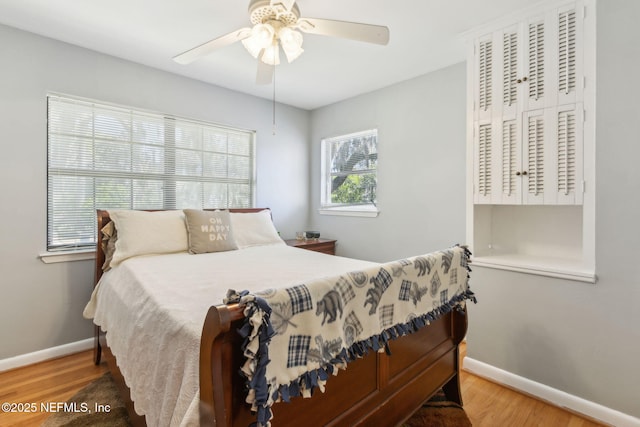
[{"left": 47, "top": 95, "right": 255, "bottom": 251}]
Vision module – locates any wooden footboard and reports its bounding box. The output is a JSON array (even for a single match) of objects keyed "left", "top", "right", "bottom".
[{"left": 200, "top": 303, "right": 468, "bottom": 427}]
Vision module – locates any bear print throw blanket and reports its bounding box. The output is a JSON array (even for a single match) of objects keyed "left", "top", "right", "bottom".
[{"left": 225, "top": 245, "right": 476, "bottom": 427}]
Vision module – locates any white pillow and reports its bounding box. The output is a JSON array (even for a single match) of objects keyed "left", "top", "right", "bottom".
[
  {"left": 230, "top": 210, "right": 284, "bottom": 249},
  {"left": 108, "top": 210, "right": 188, "bottom": 266}
]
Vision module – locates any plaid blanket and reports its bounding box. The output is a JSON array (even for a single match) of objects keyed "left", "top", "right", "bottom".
[{"left": 225, "top": 245, "right": 476, "bottom": 427}]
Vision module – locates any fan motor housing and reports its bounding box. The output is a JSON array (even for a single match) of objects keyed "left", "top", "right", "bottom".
[{"left": 248, "top": 0, "right": 300, "bottom": 25}]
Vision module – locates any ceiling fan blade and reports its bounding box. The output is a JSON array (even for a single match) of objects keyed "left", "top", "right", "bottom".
[
  {"left": 256, "top": 58, "right": 274, "bottom": 85},
  {"left": 296, "top": 18, "right": 390, "bottom": 45},
  {"left": 173, "top": 28, "right": 251, "bottom": 64},
  {"left": 270, "top": 0, "right": 296, "bottom": 12}
]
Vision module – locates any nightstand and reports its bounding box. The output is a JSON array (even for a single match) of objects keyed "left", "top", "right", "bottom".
[{"left": 285, "top": 238, "right": 337, "bottom": 255}]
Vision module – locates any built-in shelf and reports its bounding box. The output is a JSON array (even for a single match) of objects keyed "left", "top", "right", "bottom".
[
  {"left": 470, "top": 204, "right": 595, "bottom": 284},
  {"left": 472, "top": 254, "right": 596, "bottom": 283}
]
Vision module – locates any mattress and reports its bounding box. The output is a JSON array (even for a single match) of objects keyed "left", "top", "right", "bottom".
[{"left": 84, "top": 244, "right": 376, "bottom": 427}]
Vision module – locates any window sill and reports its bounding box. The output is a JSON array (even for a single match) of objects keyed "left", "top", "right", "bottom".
[
  {"left": 318, "top": 206, "right": 379, "bottom": 218},
  {"left": 39, "top": 249, "right": 95, "bottom": 264}
]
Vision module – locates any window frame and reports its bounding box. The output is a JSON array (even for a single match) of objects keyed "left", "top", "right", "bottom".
[
  {"left": 319, "top": 129, "right": 379, "bottom": 217},
  {"left": 43, "top": 94, "right": 256, "bottom": 261}
]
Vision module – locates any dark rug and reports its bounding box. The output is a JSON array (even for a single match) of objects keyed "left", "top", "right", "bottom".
[
  {"left": 41, "top": 373, "right": 131, "bottom": 427},
  {"left": 43, "top": 373, "right": 471, "bottom": 426},
  {"left": 401, "top": 389, "right": 473, "bottom": 427}
]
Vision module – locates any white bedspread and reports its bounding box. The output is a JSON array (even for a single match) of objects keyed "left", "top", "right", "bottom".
[{"left": 83, "top": 244, "right": 376, "bottom": 427}]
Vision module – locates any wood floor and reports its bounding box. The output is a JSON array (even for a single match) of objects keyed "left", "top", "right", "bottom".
[
  {"left": 458, "top": 344, "right": 606, "bottom": 427},
  {"left": 0, "top": 344, "right": 607, "bottom": 427},
  {"left": 0, "top": 350, "right": 107, "bottom": 426}
]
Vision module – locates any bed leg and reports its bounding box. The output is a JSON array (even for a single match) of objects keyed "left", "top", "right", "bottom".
[
  {"left": 94, "top": 325, "right": 102, "bottom": 365},
  {"left": 442, "top": 307, "right": 468, "bottom": 405},
  {"left": 442, "top": 370, "right": 463, "bottom": 405}
]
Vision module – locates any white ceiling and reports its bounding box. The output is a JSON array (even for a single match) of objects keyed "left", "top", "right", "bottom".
[{"left": 0, "top": 0, "right": 536, "bottom": 110}]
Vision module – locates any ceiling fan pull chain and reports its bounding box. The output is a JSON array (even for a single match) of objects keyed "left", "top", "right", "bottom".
[{"left": 272, "top": 64, "right": 277, "bottom": 135}]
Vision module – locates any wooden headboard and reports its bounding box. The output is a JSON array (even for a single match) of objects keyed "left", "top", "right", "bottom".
[{"left": 93, "top": 208, "right": 271, "bottom": 288}]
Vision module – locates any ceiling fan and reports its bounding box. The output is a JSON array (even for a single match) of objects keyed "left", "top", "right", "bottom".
[{"left": 173, "top": 0, "right": 390, "bottom": 84}]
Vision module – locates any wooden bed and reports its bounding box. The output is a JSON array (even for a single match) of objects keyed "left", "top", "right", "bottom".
[{"left": 92, "top": 208, "right": 469, "bottom": 427}]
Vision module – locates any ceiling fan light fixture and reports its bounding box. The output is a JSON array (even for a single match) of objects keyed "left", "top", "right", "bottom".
[
  {"left": 241, "top": 38, "right": 260, "bottom": 59},
  {"left": 282, "top": 45, "right": 304, "bottom": 63},
  {"left": 278, "top": 26, "right": 304, "bottom": 62},
  {"left": 259, "top": 42, "right": 280, "bottom": 65},
  {"left": 243, "top": 21, "right": 303, "bottom": 64},
  {"left": 241, "top": 23, "right": 276, "bottom": 58},
  {"left": 278, "top": 26, "right": 302, "bottom": 49},
  {"left": 251, "top": 23, "right": 276, "bottom": 48}
]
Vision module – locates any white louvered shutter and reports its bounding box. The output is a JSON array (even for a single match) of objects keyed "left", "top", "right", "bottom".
[
  {"left": 502, "top": 31, "right": 519, "bottom": 109},
  {"left": 526, "top": 18, "right": 546, "bottom": 110},
  {"left": 523, "top": 110, "right": 545, "bottom": 204},
  {"left": 555, "top": 104, "right": 583, "bottom": 204},
  {"left": 558, "top": 10, "right": 576, "bottom": 93},
  {"left": 499, "top": 119, "right": 521, "bottom": 204},
  {"left": 557, "top": 110, "right": 575, "bottom": 194},
  {"left": 475, "top": 122, "right": 493, "bottom": 203},
  {"left": 556, "top": 5, "right": 583, "bottom": 105},
  {"left": 477, "top": 36, "right": 493, "bottom": 121}
]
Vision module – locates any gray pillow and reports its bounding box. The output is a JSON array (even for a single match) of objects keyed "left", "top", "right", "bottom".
[{"left": 183, "top": 209, "right": 238, "bottom": 254}]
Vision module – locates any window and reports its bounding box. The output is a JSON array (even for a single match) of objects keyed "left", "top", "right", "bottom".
[
  {"left": 320, "top": 129, "right": 378, "bottom": 217},
  {"left": 46, "top": 94, "right": 255, "bottom": 252}
]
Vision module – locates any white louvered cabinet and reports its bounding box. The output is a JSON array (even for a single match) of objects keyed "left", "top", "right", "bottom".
[
  {"left": 522, "top": 104, "right": 584, "bottom": 205},
  {"left": 472, "top": 2, "right": 585, "bottom": 206},
  {"left": 474, "top": 104, "right": 584, "bottom": 205},
  {"left": 466, "top": 0, "right": 595, "bottom": 283}
]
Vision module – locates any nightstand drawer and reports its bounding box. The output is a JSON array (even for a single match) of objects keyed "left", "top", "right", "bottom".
[{"left": 285, "top": 238, "right": 336, "bottom": 255}]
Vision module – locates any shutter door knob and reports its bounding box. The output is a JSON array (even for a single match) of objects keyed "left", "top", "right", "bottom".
[{"left": 516, "top": 171, "right": 521, "bottom": 176}]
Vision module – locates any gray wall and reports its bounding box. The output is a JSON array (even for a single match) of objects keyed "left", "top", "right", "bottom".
[
  {"left": 0, "top": 23, "right": 310, "bottom": 359},
  {"left": 466, "top": 0, "right": 640, "bottom": 418},
  {"left": 309, "top": 0, "right": 640, "bottom": 419},
  {"left": 309, "top": 63, "right": 468, "bottom": 262}
]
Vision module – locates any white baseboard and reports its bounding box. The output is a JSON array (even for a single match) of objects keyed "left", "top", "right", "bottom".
[
  {"left": 464, "top": 357, "right": 640, "bottom": 427},
  {"left": 0, "top": 338, "right": 93, "bottom": 373}
]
